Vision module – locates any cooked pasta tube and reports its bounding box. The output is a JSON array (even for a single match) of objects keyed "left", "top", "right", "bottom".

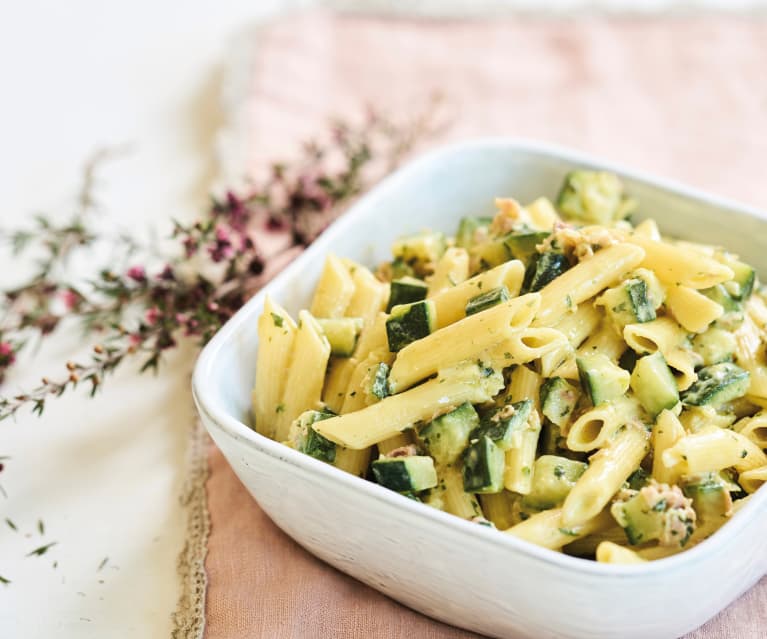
[
  {"left": 566, "top": 398, "right": 640, "bottom": 453},
  {"left": 433, "top": 463, "right": 483, "bottom": 519},
  {"left": 427, "top": 247, "right": 470, "bottom": 296},
  {"left": 733, "top": 411, "right": 767, "bottom": 449},
  {"left": 652, "top": 409, "right": 687, "bottom": 484},
  {"left": 504, "top": 507, "right": 613, "bottom": 550},
  {"left": 596, "top": 541, "right": 647, "bottom": 564},
  {"left": 734, "top": 315, "right": 767, "bottom": 399},
  {"left": 273, "top": 311, "right": 331, "bottom": 442},
  {"left": 253, "top": 297, "right": 297, "bottom": 438},
  {"left": 310, "top": 254, "right": 355, "bottom": 317},
  {"left": 623, "top": 318, "right": 697, "bottom": 390},
  {"left": 314, "top": 362, "right": 504, "bottom": 449},
  {"left": 554, "top": 322, "right": 626, "bottom": 380},
  {"left": 504, "top": 410, "right": 542, "bottom": 494},
  {"left": 540, "top": 304, "right": 602, "bottom": 377},
  {"left": 665, "top": 285, "right": 723, "bottom": 333},
  {"left": 506, "top": 364, "right": 543, "bottom": 409},
  {"left": 622, "top": 234, "right": 734, "bottom": 289},
  {"left": 633, "top": 218, "right": 661, "bottom": 241},
  {"left": 533, "top": 243, "right": 645, "bottom": 328},
  {"left": 662, "top": 427, "right": 767, "bottom": 475},
  {"left": 387, "top": 293, "right": 541, "bottom": 393},
  {"left": 431, "top": 261, "right": 525, "bottom": 328},
  {"left": 333, "top": 448, "right": 372, "bottom": 478},
  {"left": 377, "top": 432, "right": 414, "bottom": 455},
  {"left": 561, "top": 425, "right": 650, "bottom": 527},
  {"left": 739, "top": 466, "right": 767, "bottom": 494}
]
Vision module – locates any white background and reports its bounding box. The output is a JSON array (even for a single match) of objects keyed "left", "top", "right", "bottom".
[{"left": 0, "top": 0, "right": 764, "bottom": 637}]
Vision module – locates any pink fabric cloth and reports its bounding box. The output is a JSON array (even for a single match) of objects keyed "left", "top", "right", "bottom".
[{"left": 206, "top": 12, "right": 767, "bottom": 638}]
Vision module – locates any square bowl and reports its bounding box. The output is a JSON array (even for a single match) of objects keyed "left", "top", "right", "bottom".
[{"left": 192, "top": 139, "right": 767, "bottom": 639}]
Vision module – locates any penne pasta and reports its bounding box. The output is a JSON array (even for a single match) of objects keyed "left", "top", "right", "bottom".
[
  {"left": 662, "top": 427, "right": 767, "bottom": 475},
  {"left": 310, "top": 254, "right": 355, "bottom": 318},
  {"left": 427, "top": 247, "right": 470, "bottom": 297},
  {"left": 504, "top": 508, "right": 614, "bottom": 551},
  {"left": 253, "top": 297, "right": 298, "bottom": 438}
]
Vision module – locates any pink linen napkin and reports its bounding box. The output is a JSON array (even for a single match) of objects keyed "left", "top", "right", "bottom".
[{"left": 206, "top": 11, "right": 767, "bottom": 638}]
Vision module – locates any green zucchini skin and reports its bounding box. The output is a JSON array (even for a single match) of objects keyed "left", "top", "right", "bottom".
[
  {"left": 372, "top": 455, "right": 438, "bottom": 492},
  {"left": 682, "top": 472, "right": 734, "bottom": 525},
  {"left": 625, "top": 278, "right": 656, "bottom": 323},
  {"left": 475, "top": 399, "right": 533, "bottom": 451},
  {"left": 630, "top": 352, "right": 679, "bottom": 418},
  {"left": 503, "top": 231, "right": 551, "bottom": 264},
  {"left": 387, "top": 276, "right": 428, "bottom": 313},
  {"left": 680, "top": 363, "right": 751, "bottom": 407},
  {"left": 385, "top": 299, "right": 436, "bottom": 352},
  {"left": 417, "top": 402, "right": 479, "bottom": 465},
  {"left": 465, "top": 286, "right": 511, "bottom": 316},
  {"left": 292, "top": 409, "right": 338, "bottom": 463},
  {"left": 523, "top": 252, "right": 570, "bottom": 293},
  {"left": 462, "top": 436, "right": 505, "bottom": 494}
]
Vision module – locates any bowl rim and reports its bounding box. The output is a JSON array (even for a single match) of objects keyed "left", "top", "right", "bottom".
[{"left": 192, "top": 136, "right": 767, "bottom": 578}]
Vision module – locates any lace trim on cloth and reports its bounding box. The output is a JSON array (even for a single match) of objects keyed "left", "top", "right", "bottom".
[{"left": 171, "top": 418, "right": 211, "bottom": 639}]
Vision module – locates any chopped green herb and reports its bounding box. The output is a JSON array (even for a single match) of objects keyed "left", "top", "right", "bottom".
[
  {"left": 37, "top": 519, "right": 44, "bottom": 535},
  {"left": 0, "top": 575, "right": 10, "bottom": 585},
  {"left": 5, "top": 518, "right": 17, "bottom": 532},
  {"left": 98, "top": 557, "right": 109, "bottom": 571},
  {"left": 270, "top": 312, "right": 284, "bottom": 328},
  {"left": 26, "top": 541, "right": 57, "bottom": 557},
  {"left": 741, "top": 449, "right": 748, "bottom": 458},
  {"left": 558, "top": 527, "right": 579, "bottom": 537},
  {"left": 275, "top": 404, "right": 285, "bottom": 414},
  {"left": 553, "top": 465, "right": 565, "bottom": 479}
]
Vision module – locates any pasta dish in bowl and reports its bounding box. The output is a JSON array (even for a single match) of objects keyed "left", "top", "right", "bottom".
[{"left": 193, "top": 140, "right": 767, "bottom": 639}]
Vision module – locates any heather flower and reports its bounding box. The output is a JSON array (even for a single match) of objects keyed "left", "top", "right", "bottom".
[
  {"left": 127, "top": 266, "right": 146, "bottom": 283},
  {"left": 144, "top": 307, "right": 161, "bottom": 326}
]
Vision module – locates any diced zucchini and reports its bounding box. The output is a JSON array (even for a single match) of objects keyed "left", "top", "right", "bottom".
[
  {"left": 682, "top": 472, "right": 733, "bottom": 525},
  {"left": 386, "top": 299, "right": 436, "bottom": 352},
  {"left": 392, "top": 231, "right": 446, "bottom": 275},
  {"left": 316, "top": 318, "right": 364, "bottom": 357},
  {"left": 691, "top": 327, "right": 736, "bottom": 366},
  {"left": 577, "top": 353, "right": 631, "bottom": 406},
  {"left": 417, "top": 402, "right": 479, "bottom": 465},
  {"left": 503, "top": 231, "right": 550, "bottom": 264},
  {"left": 462, "top": 436, "right": 505, "bottom": 494},
  {"left": 610, "top": 483, "right": 696, "bottom": 546},
  {"left": 523, "top": 252, "right": 570, "bottom": 293},
  {"left": 598, "top": 278, "right": 656, "bottom": 328},
  {"left": 387, "top": 276, "right": 428, "bottom": 312},
  {"left": 369, "top": 362, "right": 390, "bottom": 400},
  {"left": 390, "top": 257, "right": 415, "bottom": 279},
  {"left": 556, "top": 170, "right": 635, "bottom": 225},
  {"left": 680, "top": 363, "right": 750, "bottom": 407},
  {"left": 701, "top": 284, "right": 741, "bottom": 313},
  {"left": 630, "top": 352, "right": 679, "bottom": 418},
  {"left": 289, "top": 409, "right": 338, "bottom": 463},
  {"left": 372, "top": 455, "right": 438, "bottom": 492},
  {"left": 540, "top": 377, "right": 580, "bottom": 427},
  {"left": 456, "top": 216, "right": 493, "bottom": 249},
  {"left": 476, "top": 399, "right": 533, "bottom": 451},
  {"left": 720, "top": 255, "right": 755, "bottom": 301},
  {"left": 465, "top": 286, "right": 510, "bottom": 316},
  {"left": 630, "top": 268, "right": 665, "bottom": 309},
  {"left": 472, "top": 238, "right": 511, "bottom": 271},
  {"left": 538, "top": 421, "right": 561, "bottom": 456},
  {"left": 626, "top": 467, "right": 651, "bottom": 491},
  {"left": 522, "top": 455, "right": 587, "bottom": 510}
]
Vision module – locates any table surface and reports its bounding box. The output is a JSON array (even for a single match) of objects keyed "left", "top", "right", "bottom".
[
  {"left": 0, "top": 1, "right": 281, "bottom": 636},
  {"left": 1, "top": 1, "right": 765, "bottom": 637}
]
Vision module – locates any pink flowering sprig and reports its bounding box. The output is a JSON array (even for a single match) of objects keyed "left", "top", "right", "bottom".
[{"left": 0, "top": 100, "right": 443, "bottom": 419}]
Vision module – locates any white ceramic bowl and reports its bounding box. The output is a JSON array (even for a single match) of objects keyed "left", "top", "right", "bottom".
[{"left": 193, "top": 139, "right": 767, "bottom": 639}]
